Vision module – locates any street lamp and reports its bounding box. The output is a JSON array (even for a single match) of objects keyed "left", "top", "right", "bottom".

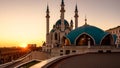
[{"left": 88, "top": 38, "right": 90, "bottom": 48}]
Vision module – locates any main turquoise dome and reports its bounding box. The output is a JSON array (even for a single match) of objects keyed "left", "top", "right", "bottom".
[
  {"left": 66, "top": 24, "right": 117, "bottom": 45},
  {"left": 55, "top": 19, "right": 69, "bottom": 26}
]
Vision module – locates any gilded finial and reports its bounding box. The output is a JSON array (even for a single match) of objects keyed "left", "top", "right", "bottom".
[{"left": 85, "top": 15, "right": 87, "bottom": 25}]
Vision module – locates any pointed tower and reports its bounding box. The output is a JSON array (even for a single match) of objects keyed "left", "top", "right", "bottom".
[
  {"left": 70, "top": 19, "right": 73, "bottom": 30},
  {"left": 46, "top": 5, "right": 50, "bottom": 35},
  {"left": 85, "top": 15, "right": 87, "bottom": 25},
  {"left": 60, "top": 0, "right": 65, "bottom": 31},
  {"left": 46, "top": 5, "right": 50, "bottom": 46},
  {"left": 74, "top": 4, "right": 79, "bottom": 29}
]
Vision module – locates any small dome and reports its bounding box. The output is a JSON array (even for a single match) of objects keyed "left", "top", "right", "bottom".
[
  {"left": 55, "top": 19, "right": 69, "bottom": 26},
  {"left": 66, "top": 24, "right": 111, "bottom": 45},
  {"left": 50, "top": 29, "right": 55, "bottom": 33}
]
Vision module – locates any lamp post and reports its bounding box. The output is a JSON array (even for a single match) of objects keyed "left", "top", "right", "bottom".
[
  {"left": 88, "top": 38, "right": 90, "bottom": 48},
  {"left": 116, "top": 38, "right": 119, "bottom": 48}
]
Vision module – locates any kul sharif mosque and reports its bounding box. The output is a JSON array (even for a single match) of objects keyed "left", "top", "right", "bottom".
[{"left": 43, "top": 0, "right": 118, "bottom": 56}]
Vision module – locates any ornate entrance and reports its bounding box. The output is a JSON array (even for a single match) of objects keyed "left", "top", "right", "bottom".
[
  {"left": 76, "top": 34, "right": 94, "bottom": 46},
  {"left": 101, "top": 34, "right": 113, "bottom": 45}
]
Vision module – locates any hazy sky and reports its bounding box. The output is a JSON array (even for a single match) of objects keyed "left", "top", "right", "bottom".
[{"left": 0, "top": 0, "right": 120, "bottom": 47}]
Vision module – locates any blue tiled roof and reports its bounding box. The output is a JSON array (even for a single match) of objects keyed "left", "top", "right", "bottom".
[
  {"left": 55, "top": 19, "right": 69, "bottom": 26},
  {"left": 66, "top": 25, "right": 109, "bottom": 45}
]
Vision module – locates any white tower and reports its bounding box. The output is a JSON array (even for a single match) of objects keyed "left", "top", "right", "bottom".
[
  {"left": 70, "top": 20, "right": 73, "bottom": 30},
  {"left": 46, "top": 5, "right": 50, "bottom": 45},
  {"left": 60, "top": 0, "right": 65, "bottom": 31},
  {"left": 74, "top": 5, "right": 79, "bottom": 29}
]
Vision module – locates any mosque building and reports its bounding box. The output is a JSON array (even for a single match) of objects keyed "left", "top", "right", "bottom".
[{"left": 42, "top": 0, "right": 117, "bottom": 57}]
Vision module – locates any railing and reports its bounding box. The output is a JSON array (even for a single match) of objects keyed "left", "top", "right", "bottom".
[
  {"left": 0, "top": 52, "right": 32, "bottom": 68},
  {"left": 14, "top": 59, "right": 42, "bottom": 68}
]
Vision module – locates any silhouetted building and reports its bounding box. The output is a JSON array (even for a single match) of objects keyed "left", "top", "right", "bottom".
[
  {"left": 27, "top": 44, "right": 37, "bottom": 51},
  {"left": 0, "top": 47, "right": 30, "bottom": 64}
]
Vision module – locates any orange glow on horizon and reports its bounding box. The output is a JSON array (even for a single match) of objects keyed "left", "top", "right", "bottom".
[
  {"left": 20, "top": 43, "right": 27, "bottom": 48},
  {"left": 0, "top": 0, "right": 119, "bottom": 47}
]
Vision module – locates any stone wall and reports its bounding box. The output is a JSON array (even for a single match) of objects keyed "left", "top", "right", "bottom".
[{"left": 50, "top": 46, "right": 120, "bottom": 57}]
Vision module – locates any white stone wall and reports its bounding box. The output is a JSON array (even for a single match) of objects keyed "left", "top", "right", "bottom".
[
  {"left": 50, "top": 46, "right": 119, "bottom": 57},
  {"left": 107, "top": 27, "right": 120, "bottom": 45}
]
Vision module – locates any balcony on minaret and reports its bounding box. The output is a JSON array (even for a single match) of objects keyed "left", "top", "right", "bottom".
[
  {"left": 46, "top": 14, "right": 50, "bottom": 18},
  {"left": 74, "top": 14, "right": 79, "bottom": 17}
]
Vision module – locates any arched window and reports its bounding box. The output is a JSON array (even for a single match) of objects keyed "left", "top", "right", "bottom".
[
  {"left": 65, "top": 39, "right": 70, "bottom": 46},
  {"left": 101, "top": 34, "right": 113, "bottom": 45},
  {"left": 76, "top": 34, "right": 94, "bottom": 46},
  {"left": 55, "top": 33, "right": 57, "bottom": 40},
  {"left": 62, "top": 37, "right": 70, "bottom": 46}
]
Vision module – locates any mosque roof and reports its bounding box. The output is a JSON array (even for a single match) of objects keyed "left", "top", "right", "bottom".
[{"left": 66, "top": 24, "right": 110, "bottom": 45}]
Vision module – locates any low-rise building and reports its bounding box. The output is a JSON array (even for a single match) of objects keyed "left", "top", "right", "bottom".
[
  {"left": 106, "top": 26, "right": 120, "bottom": 46},
  {"left": 0, "top": 47, "right": 30, "bottom": 64}
]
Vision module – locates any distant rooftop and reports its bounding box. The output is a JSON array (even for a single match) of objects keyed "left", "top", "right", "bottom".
[{"left": 106, "top": 26, "right": 120, "bottom": 31}]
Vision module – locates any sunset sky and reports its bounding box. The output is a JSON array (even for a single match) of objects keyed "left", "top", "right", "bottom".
[{"left": 0, "top": 0, "right": 120, "bottom": 47}]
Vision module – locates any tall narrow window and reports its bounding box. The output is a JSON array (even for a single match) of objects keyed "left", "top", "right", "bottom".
[
  {"left": 59, "top": 33, "right": 60, "bottom": 42},
  {"left": 55, "top": 33, "right": 57, "bottom": 40}
]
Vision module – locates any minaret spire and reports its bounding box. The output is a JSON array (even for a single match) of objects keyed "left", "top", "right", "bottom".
[
  {"left": 74, "top": 4, "right": 79, "bottom": 29},
  {"left": 46, "top": 4, "right": 50, "bottom": 34},
  {"left": 60, "top": 0, "right": 65, "bottom": 31},
  {"left": 85, "top": 15, "right": 87, "bottom": 25},
  {"left": 70, "top": 19, "right": 73, "bottom": 30},
  {"left": 75, "top": 4, "right": 78, "bottom": 12},
  {"left": 60, "top": 0, "right": 65, "bottom": 19},
  {"left": 62, "top": 0, "right": 64, "bottom": 5},
  {"left": 46, "top": 4, "right": 49, "bottom": 13}
]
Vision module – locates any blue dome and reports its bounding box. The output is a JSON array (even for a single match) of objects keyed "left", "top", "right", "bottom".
[
  {"left": 66, "top": 24, "right": 110, "bottom": 45},
  {"left": 55, "top": 19, "right": 69, "bottom": 26}
]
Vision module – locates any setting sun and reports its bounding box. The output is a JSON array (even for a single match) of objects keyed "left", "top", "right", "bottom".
[{"left": 20, "top": 43, "right": 27, "bottom": 48}]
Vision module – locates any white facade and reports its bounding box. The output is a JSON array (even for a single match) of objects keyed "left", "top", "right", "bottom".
[
  {"left": 107, "top": 26, "right": 120, "bottom": 45},
  {"left": 43, "top": 0, "right": 78, "bottom": 52},
  {"left": 50, "top": 46, "right": 119, "bottom": 57}
]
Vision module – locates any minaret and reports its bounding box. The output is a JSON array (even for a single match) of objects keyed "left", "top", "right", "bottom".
[
  {"left": 74, "top": 4, "right": 79, "bottom": 29},
  {"left": 60, "top": 0, "right": 65, "bottom": 31},
  {"left": 70, "top": 19, "right": 73, "bottom": 30},
  {"left": 46, "top": 5, "right": 50, "bottom": 35},
  {"left": 46, "top": 5, "right": 50, "bottom": 46}
]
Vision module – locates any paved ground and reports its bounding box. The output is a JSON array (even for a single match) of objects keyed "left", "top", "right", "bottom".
[
  {"left": 49, "top": 53, "right": 120, "bottom": 68},
  {"left": 5, "top": 51, "right": 50, "bottom": 68}
]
